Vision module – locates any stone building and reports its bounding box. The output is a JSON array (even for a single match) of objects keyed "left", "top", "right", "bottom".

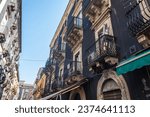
[
  {"left": 32, "top": 67, "right": 47, "bottom": 100},
  {"left": 0, "top": 0, "right": 21, "bottom": 100},
  {"left": 17, "top": 80, "right": 33, "bottom": 100},
  {"left": 40, "top": 0, "right": 150, "bottom": 100}
]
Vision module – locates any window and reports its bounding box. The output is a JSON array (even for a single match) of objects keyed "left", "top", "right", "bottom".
[
  {"left": 98, "top": 28, "right": 104, "bottom": 38},
  {"left": 75, "top": 52, "right": 80, "bottom": 72},
  {"left": 59, "top": 69, "right": 63, "bottom": 78},
  {"left": 61, "top": 42, "right": 66, "bottom": 51},
  {"left": 75, "top": 52, "right": 80, "bottom": 62},
  {"left": 98, "top": 24, "right": 109, "bottom": 38},
  {"left": 77, "top": 10, "right": 82, "bottom": 19}
]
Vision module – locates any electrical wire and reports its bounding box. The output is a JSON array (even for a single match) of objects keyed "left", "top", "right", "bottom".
[{"left": 20, "top": 59, "right": 46, "bottom": 62}]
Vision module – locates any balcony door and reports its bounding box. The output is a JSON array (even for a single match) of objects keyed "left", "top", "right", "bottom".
[{"left": 97, "top": 24, "right": 109, "bottom": 55}]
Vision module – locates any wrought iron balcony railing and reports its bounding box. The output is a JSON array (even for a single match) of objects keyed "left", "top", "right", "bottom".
[
  {"left": 68, "top": 61, "right": 82, "bottom": 76},
  {"left": 87, "top": 34, "right": 117, "bottom": 67},
  {"left": 51, "top": 78, "right": 63, "bottom": 91},
  {"left": 45, "top": 58, "right": 56, "bottom": 71},
  {"left": 122, "top": 0, "right": 150, "bottom": 35},
  {"left": 65, "top": 17, "right": 83, "bottom": 47},
  {"left": 67, "top": 17, "right": 82, "bottom": 36},
  {"left": 45, "top": 58, "right": 56, "bottom": 66},
  {"left": 62, "top": 61, "right": 83, "bottom": 87},
  {"left": 53, "top": 43, "right": 66, "bottom": 62}
]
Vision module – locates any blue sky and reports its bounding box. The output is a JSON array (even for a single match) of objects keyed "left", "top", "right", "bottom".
[{"left": 20, "top": 0, "right": 69, "bottom": 84}]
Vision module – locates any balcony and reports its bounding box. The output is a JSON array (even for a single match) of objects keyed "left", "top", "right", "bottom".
[
  {"left": 65, "top": 17, "right": 83, "bottom": 48},
  {"left": 125, "top": 0, "right": 150, "bottom": 36},
  {"left": 45, "top": 58, "right": 56, "bottom": 72},
  {"left": 84, "top": 0, "right": 109, "bottom": 24},
  {"left": 68, "top": 61, "right": 82, "bottom": 76},
  {"left": 0, "top": 25, "right": 8, "bottom": 43},
  {"left": 87, "top": 35, "right": 118, "bottom": 72},
  {"left": 122, "top": 0, "right": 150, "bottom": 48},
  {"left": 53, "top": 43, "right": 65, "bottom": 62},
  {"left": 65, "top": 61, "right": 83, "bottom": 86},
  {"left": 51, "top": 78, "right": 63, "bottom": 92}
]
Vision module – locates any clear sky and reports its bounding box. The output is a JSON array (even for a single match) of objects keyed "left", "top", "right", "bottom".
[{"left": 20, "top": 0, "right": 69, "bottom": 84}]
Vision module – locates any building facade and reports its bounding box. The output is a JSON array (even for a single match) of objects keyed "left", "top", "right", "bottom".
[
  {"left": 40, "top": 0, "right": 150, "bottom": 100},
  {"left": 32, "top": 67, "right": 47, "bottom": 100},
  {"left": 17, "top": 80, "right": 33, "bottom": 100},
  {"left": 0, "top": 0, "right": 21, "bottom": 100}
]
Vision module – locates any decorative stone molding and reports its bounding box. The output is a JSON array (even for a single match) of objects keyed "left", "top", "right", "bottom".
[
  {"left": 97, "top": 69, "right": 130, "bottom": 100},
  {"left": 65, "top": 75, "right": 84, "bottom": 86},
  {"left": 65, "top": 21, "right": 83, "bottom": 49},
  {"left": 84, "top": 0, "right": 110, "bottom": 28},
  {"left": 72, "top": 0, "right": 83, "bottom": 17},
  {"left": 50, "top": 0, "right": 75, "bottom": 48},
  {"left": 53, "top": 49, "right": 65, "bottom": 62}
]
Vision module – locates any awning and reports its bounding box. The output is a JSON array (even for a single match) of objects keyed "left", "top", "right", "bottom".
[
  {"left": 40, "top": 78, "right": 88, "bottom": 100},
  {"left": 116, "top": 49, "right": 150, "bottom": 75}
]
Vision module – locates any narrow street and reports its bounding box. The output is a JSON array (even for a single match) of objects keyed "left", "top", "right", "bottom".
[{"left": 0, "top": 0, "right": 150, "bottom": 100}]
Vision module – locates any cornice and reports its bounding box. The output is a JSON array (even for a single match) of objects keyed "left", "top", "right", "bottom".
[{"left": 50, "top": 0, "right": 75, "bottom": 48}]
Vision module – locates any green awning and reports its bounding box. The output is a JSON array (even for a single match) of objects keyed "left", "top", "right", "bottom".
[{"left": 116, "top": 49, "right": 150, "bottom": 75}]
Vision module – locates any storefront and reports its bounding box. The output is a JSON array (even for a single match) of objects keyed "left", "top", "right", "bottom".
[
  {"left": 116, "top": 49, "right": 150, "bottom": 99},
  {"left": 116, "top": 49, "right": 150, "bottom": 76}
]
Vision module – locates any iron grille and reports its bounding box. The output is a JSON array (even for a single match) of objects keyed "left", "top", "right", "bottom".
[
  {"left": 122, "top": 0, "right": 150, "bottom": 35},
  {"left": 87, "top": 34, "right": 117, "bottom": 65},
  {"left": 68, "top": 61, "right": 82, "bottom": 76},
  {"left": 67, "top": 17, "right": 82, "bottom": 36}
]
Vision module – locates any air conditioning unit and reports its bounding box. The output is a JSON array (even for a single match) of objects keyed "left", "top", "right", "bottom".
[{"left": 98, "top": 24, "right": 110, "bottom": 38}]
